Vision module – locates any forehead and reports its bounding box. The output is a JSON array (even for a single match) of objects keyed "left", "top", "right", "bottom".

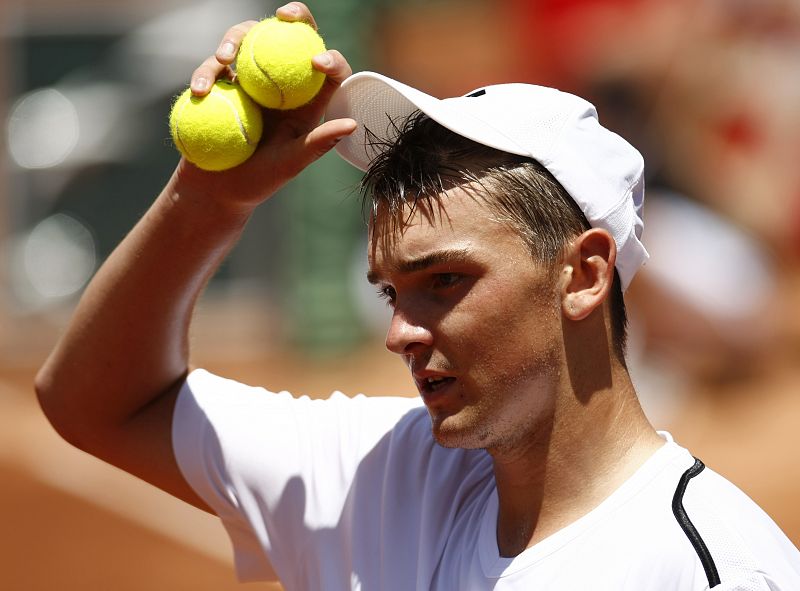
[{"left": 367, "top": 185, "right": 529, "bottom": 271}]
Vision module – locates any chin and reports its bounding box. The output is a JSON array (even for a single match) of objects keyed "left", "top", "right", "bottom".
[
  {"left": 430, "top": 404, "right": 551, "bottom": 454},
  {"left": 429, "top": 412, "right": 491, "bottom": 450}
]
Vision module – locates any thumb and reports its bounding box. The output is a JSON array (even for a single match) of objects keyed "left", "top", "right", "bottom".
[{"left": 292, "top": 118, "right": 358, "bottom": 169}]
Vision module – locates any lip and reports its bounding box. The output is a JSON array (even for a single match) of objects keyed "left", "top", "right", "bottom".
[{"left": 413, "top": 371, "right": 457, "bottom": 404}]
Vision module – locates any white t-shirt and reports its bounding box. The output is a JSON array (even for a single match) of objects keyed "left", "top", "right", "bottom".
[{"left": 173, "top": 369, "right": 800, "bottom": 590}]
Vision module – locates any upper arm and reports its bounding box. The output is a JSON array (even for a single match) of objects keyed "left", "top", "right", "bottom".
[
  {"left": 36, "top": 373, "right": 214, "bottom": 514},
  {"left": 115, "top": 379, "right": 214, "bottom": 513}
]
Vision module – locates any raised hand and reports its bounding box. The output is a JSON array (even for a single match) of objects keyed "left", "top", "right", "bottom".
[{"left": 172, "top": 2, "right": 356, "bottom": 213}]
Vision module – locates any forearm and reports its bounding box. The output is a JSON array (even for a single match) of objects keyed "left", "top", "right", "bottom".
[
  {"left": 36, "top": 167, "right": 252, "bottom": 445},
  {"left": 34, "top": 7, "right": 354, "bottom": 503}
]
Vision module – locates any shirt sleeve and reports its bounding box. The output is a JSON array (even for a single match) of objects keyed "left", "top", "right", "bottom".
[{"left": 171, "top": 368, "right": 422, "bottom": 583}]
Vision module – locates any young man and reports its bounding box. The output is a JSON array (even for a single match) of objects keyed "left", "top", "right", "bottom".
[{"left": 36, "top": 3, "right": 800, "bottom": 589}]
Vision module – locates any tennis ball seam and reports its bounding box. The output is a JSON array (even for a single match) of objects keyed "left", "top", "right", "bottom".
[
  {"left": 215, "top": 91, "right": 257, "bottom": 145},
  {"left": 171, "top": 86, "right": 258, "bottom": 168},
  {"left": 247, "top": 25, "right": 285, "bottom": 108},
  {"left": 236, "top": 18, "right": 325, "bottom": 110}
]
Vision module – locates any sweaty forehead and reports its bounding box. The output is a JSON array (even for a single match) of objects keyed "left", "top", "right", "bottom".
[
  {"left": 368, "top": 201, "right": 442, "bottom": 269},
  {"left": 367, "top": 182, "right": 490, "bottom": 241},
  {"left": 366, "top": 187, "right": 528, "bottom": 273},
  {"left": 367, "top": 189, "right": 473, "bottom": 256}
]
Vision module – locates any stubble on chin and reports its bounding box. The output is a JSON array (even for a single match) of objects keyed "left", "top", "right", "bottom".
[
  {"left": 428, "top": 370, "right": 560, "bottom": 453},
  {"left": 427, "top": 403, "right": 504, "bottom": 450}
]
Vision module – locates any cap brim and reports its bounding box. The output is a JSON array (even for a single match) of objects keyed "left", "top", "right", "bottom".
[{"left": 325, "top": 72, "right": 530, "bottom": 172}]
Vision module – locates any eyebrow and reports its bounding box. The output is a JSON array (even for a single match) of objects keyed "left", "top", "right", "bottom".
[{"left": 367, "top": 248, "right": 474, "bottom": 284}]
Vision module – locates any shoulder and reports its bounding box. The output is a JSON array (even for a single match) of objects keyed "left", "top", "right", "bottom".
[
  {"left": 578, "top": 437, "right": 800, "bottom": 590},
  {"left": 671, "top": 451, "right": 800, "bottom": 589},
  {"left": 172, "top": 368, "right": 428, "bottom": 496}
]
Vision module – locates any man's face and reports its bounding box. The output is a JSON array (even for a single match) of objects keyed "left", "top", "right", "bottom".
[{"left": 368, "top": 185, "right": 565, "bottom": 452}]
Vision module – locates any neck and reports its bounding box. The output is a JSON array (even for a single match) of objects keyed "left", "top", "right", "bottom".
[{"left": 489, "top": 366, "right": 663, "bottom": 557}]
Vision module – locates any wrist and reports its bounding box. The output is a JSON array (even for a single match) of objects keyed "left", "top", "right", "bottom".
[
  {"left": 157, "top": 163, "right": 257, "bottom": 239},
  {"left": 164, "top": 160, "right": 260, "bottom": 223}
]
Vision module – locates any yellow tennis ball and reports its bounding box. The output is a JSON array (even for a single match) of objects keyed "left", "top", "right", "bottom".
[
  {"left": 236, "top": 18, "right": 326, "bottom": 110},
  {"left": 169, "top": 79, "right": 263, "bottom": 171}
]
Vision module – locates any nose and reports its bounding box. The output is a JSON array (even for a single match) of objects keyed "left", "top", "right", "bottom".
[{"left": 385, "top": 308, "right": 433, "bottom": 356}]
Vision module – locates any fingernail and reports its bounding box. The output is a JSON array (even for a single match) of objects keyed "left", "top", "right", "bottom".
[
  {"left": 194, "top": 77, "right": 209, "bottom": 92},
  {"left": 219, "top": 41, "right": 236, "bottom": 60},
  {"left": 281, "top": 3, "right": 299, "bottom": 15},
  {"left": 314, "top": 52, "right": 332, "bottom": 67}
]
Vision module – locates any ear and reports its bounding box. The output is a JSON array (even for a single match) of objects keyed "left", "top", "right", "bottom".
[{"left": 559, "top": 229, "right": 617, "bottom": 321}]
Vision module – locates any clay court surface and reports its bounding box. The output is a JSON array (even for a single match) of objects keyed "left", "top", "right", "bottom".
[{"left": 2, "top": 299, "right": 799, "bottom": 591}]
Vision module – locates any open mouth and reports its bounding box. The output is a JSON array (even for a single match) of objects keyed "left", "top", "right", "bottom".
[{"left": 420, "top": 376, "right": 456, "bottom": 395}]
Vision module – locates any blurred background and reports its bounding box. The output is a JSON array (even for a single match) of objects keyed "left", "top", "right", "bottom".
[{"left": 2, "top": 0, "right": 800, "bottom": 588}]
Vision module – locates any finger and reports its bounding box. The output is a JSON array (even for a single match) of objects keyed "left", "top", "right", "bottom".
[
  {"left": 301, "top": 50, "right": 352, "bottom": 117},
  {"left": 190, "top": 55, "right": 230, "bottom": 95},
  {"left": 280, "top": 118, "right": 358, "bottom": 177},
  {"left": 277, "top": 49, "right": 351, "bottom": 131},
  {"left": 275, "top": 2, "right": 318, "bottom": 30},
  {"left": 312, "top": 49, "right": 352, "bottom": 85},
  {"left": 303, "top": 118, "right": 357, "bottom": 154},
  {"left": 214, "top": 20, "right": 258, "bottom": 65}
]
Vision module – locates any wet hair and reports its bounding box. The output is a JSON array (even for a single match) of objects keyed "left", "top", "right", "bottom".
[{"left": 360, "top": 111, "right": 628, "bottom": 363}]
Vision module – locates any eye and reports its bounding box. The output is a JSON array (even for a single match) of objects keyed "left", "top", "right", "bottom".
[
  {"left": 432, "top": 273, "right": 462, "bottom": 289},
  {"left": 376, "top": 284, "right": 396, "bottom": 305}
]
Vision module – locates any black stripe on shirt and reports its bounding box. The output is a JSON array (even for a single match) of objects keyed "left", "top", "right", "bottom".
[{"left": 672, "top": 457, "right": 721, "bottom": 588}]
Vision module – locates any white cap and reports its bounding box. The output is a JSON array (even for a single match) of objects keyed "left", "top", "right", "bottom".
[{"left": 325, "top": 71, "right": 649, "bottom": 290}]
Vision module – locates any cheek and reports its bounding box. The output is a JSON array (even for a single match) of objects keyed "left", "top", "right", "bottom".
[
  {"left": 482, "top": 280, "right": 561, "bottom": 345},
  {"left": 443, "top": 284, "right": 563, "bottom": 377}
]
